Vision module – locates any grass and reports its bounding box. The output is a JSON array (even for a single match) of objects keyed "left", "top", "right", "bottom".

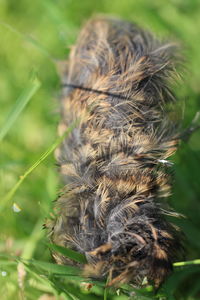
[{"left": 0, "top": 0, "right": 200, "bottom": 299}]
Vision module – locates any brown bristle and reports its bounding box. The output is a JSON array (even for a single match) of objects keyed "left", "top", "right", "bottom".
[{"left": 46, "top": 15, "right": 184, "bottom": 287}]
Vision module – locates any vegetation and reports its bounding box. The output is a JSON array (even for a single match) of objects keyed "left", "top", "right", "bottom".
[{"left": 0, "top": 0, "right": 200, "bottom": 299}]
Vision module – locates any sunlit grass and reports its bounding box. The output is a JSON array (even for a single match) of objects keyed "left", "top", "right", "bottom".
[{"left": 1, "top": 0, "right": 200, "bottom": 299}]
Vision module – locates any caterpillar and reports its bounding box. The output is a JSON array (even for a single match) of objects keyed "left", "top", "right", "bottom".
[{"left": 47, "top": 16, "right": 184, "bottom": 287}]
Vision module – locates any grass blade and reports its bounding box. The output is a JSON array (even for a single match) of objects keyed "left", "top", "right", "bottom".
[
  {"left": 0, "top": 76, "right": 40, "bottom": 142},
  {"left": 0, "top": 21, "right": 53, "bottom": 60},
  {"left": 48, "top": 244, "right": 87, "bottom": 264},
  {"left": 0, "top": 123, "right": 76, "bottom": 213},
  {"left": 162, "top": 267, "right": 200, "bottom": 298},
  {"left": 173, "top": 259, "right": 200, "bottom": 267},
  {"left": 21, "top": 219, "right": 45, "bottom": 260},
  {"left": 27, "top": 259, "right": 80, "bottom": 276},
  {"left": 23, "top": 263, "right": 57, "bottom": 294}
]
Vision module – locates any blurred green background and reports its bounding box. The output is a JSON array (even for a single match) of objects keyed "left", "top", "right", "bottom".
[{"left": 0, "top": 0, "right": 200, "bottom": 299}]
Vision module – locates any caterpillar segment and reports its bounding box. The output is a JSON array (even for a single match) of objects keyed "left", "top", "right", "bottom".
[{"left": 47, "top": 16, "right": 183, "bottom": 287}]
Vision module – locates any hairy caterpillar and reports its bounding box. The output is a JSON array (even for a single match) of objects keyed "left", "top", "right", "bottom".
[{"left": 47, "top": 16, "right": 184, "bottom": 287}]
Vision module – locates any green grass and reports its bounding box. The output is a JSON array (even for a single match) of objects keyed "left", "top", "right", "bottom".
[{"left": 0, "top": 0, "right": 200, "bottom": 299}]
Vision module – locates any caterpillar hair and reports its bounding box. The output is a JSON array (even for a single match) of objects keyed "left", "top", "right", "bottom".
[{"left": 46, "top": 16, "right": 184, "bottom": 287}]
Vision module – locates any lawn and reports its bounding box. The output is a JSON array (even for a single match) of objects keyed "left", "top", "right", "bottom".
[{"left": 0, "top": 0, "right": 200, "bottom": 299}]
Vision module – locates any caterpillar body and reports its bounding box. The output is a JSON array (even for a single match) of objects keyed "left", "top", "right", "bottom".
[{"left": 47, "top": 16, "right": 183, "bottom": 287}]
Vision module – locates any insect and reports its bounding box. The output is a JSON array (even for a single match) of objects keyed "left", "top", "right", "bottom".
[{"left": 46, "top": 16, "right": 185, "bottom": 287}]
